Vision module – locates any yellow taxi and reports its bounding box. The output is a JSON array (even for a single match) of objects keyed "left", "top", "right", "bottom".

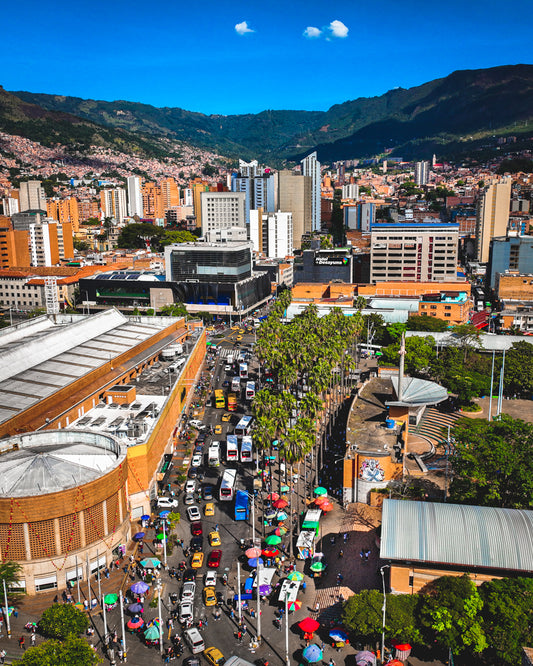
[
  {"left": 204, "top": 647, "right": 225, "bottom": 666},
  {"left": 203, "top": 586, "right": 217, "bottom": 607},
  {"left": 208, "top": 530, "right": 221, "bottom": 547},
  {"left": 191, "top": 551, "right": 204, "bottom": 568},
  {"left": 236, "top": 335, "right": 243, "bottom": 342},
  {"left": 207, "top": 326, "right": 214, "bottom": 331},
  {"left": 231, "top": 325, "right": 239, "bottom": 331},
  {"left": 239, "top": 329, "right": 245, "bottom": 334},
  {"left": 214, "top": 424, "right": 223, "bottom": 435},
  {"left": 222, "top": 412, "right": 231, "bottom": 422},
  {"left": 204, "top": 502, "right": 215, "bottom": 517}
]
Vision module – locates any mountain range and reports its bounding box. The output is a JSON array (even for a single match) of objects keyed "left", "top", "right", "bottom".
[{"left": 5, "top": 64, "right": 533, "bottom": 164}]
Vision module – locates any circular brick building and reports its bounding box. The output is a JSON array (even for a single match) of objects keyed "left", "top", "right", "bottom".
[{"left": 0, "top": 430, "right": 129, "bottom": 595}]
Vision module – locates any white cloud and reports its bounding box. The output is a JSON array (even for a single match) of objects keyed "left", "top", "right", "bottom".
[
  {"left": 329, "top": 19, "right": 349, "bottom": 38},
  {"left": 303, "top": 26, "right": 322, "bottom": 39},
  {"left": 235, "top": 21, "right": 254, "bottom": 36}
]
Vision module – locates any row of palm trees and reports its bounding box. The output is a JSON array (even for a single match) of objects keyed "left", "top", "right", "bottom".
[{"left": 252, "top": 291, "right": 363, "bottom": 556}]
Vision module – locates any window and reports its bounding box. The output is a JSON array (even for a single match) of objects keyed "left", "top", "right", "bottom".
[{"left": 444, "top": 313, "right": 451, "bottom": 317}]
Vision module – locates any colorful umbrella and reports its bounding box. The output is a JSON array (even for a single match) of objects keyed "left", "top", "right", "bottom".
[
  {"left": 159, "top": 510, "right": 170, "bottom": 517},
  {"left": 280, "top": 485, "right": 290, "bottom": 493},
  {"left": 314, "top": 496, "right": 328, "bottom": 506},
  {"left": 131, "top": 581, "right": 150, "bottom": 594},
  {"left": 104, "top": 593, "right": 118, "bottom": 604},
  {"left": 141, "top": 514, "right": 150, "bottom": 521},
  {"left": 144, "top": 625, "right": 161, "bottom": 640},
  {"left": 320, "top": 503, "right": 334, "bottom": 512},
  {"left": 276, "top": 511, "right": 288, "bottom": 521},
  {"left": 127, "top": 617, "right": 144, "bottom": 630},
  {"left": 262, "top": 548, "right": 280, "bottom": 557},
  {"left": 303, "top": 644, "right": 323, "bottom": 663},
  {"left": 128, "top": 603, "right": 143, "bottom": 613},
  {"left": 265, "top": 534, "right": 282, "bottom": 545},
  {"left": 273, "top": 498, "right": 288, "bottom": 509},
  {"left": 310, "top": 561, "right": 326, "bottom": 572},
  {"left": 140, "top": 558, "right": 161, "bottom": 568},
  {"left": 288, "top": 599, "right": 302, "bottom": 611},
  {"left": 149, "top": 617, "right": 161, "bottom": 627},
  {"left": 247, "top": 557, "right": 264, "bottom": 567},
  {"left": 265, "top": 510, "right": 277, "bottom": 519},
  {"left": 266, "top": 492, "right": 279, "bottom": 501},
  {"left": 245, "top": 547, "right": 262, "bottom": 558},
  {"left": 274, "top": 526, "right": 287, "bottom": 536},
  {"left": 259, "top": 584, "right": 272, "bottom": 596},
  {"left": 355, "top": 651, "right": 377, "bottom": 666},
  {"left": 287, "top": 571, "right": 304, "bottom": 581},
  {"left": 314, "top": 487, "right": 327, "bottom": 496},
  {"left": 329, "top": 628, "right": 348, "bottom": 642},
  {"left": 134, "top": 532, "right": 145, "bottom": 540},
  {"left": 298, "top": 617, "right": 320, "bottom": 633}
]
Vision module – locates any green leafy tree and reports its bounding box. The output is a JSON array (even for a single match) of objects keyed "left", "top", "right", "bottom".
[
  {"left": 503, "top": 341, "right": 533, "bottom": 397},
  {"left": 451, "top": 323, "right": 483, "bottom": 361},
  {"left": 116, "top": 223, "right": 165, "bottom": 249},
  {"left": 12, "top": 635, "right": 102, "bottom": 666},
  {"left": 161, "top": 230, "right": 197, "bottom": 246},
  {"left": 449, "top": 415, "right": 533, "bottom": 508},
  {"left": 73, "top": 240, "right": 90, "bottom": 252},
  {"left": 418, "top": 575, "right": 487, "bottom": 655},
  {"left": 39, "top": 603, "right": 89, "bottom": 639},
  {"left": 408, "top": 315, "right": 449, "bottom": 332},
  {"left": 380, "top": 335, "right": 436, "bottom": 376},
  {"left": 160, "top": 303, "right": 188, "bottom": 318},
  {"left": 0, "top": 560, "right": 23, "bottom": 597},
  {"left": 383, "top": 322, "right": 407, "bottom": 345},
  {"left": 479, "top": 577, "right": 533, "bottom": 665}
]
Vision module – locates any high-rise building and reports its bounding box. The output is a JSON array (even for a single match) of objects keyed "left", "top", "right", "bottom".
[
  {"left": 414, "top": 161, "right": 430, "bottom": 186},
  {"left": 141, "top": 182, "right": 165, "bottom": 220},
  {"left": 232, "top": 170, "right": 275, "bottom": 224},
  {"left": 47, "top": 197, "right": 80, "bottom": 232},
  {"left": 160, "top": 178, "right": 180, "bottom": 211},
  {"left": 370, "top": 223, "right": 459, "bottom": 283},
  {"left": 127, "top": 176, "right": 143, "bottom": 217},
  {"left": 100, "top": 188, "right": 128, "bottom": 223},
  {"left": 2, "top": 198, "right": 19, "bottom": 216},
  {"left": 475, "top": 179, "right": 512, "bottom": 263},
  {"left": 238, "top": 159, "right": 262, "bottom": 178},
  {"left": 277, "top": 170, "right": 311, "bottom": 249},
  {"left": 342, "top": 184, "right": 359, "bottom": 200},
  {"left": 487, "top": 234, "right": 533, "bottom": 288},
  {"left": 200, "top": 192, "right": 246, "bottom": 235},
  {"left": 301, "top": 152, "right": 321, "bottom": 232},
  {"left": 191, "top": 180, "right": 210, "bottom": 229},
  {"left": 19, "top": 181, "right": 46, "bottom": 212},
  {"left": 250, "top": 210, "right": 292, "bottom": 259},
  {"left": 0, "top": 221, "right": 30, "bottom": 268}
]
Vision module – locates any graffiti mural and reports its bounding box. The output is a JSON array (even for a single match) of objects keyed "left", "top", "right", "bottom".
[{"left": 359, "top": 458, "right": 385, "bottom": 483}]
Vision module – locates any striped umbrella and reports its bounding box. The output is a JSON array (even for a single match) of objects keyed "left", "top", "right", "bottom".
[
  {"left": 274, "top": 526, "right": 287, "bottom": 536},
  {"left": 288, "top": 599, "right": 302, "bottom": 611}
]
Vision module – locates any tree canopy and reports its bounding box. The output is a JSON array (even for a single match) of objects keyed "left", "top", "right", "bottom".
[
  {"left": 449, "top": 415, "right": 533, "bottom": 508},
  {"left": 116, "top": 223, "right": 165, "bottom": 249},
  {"left": 12, "top": 635, "right": 102, "bottom": 666},
  {"left": 39, "top": 603, "right": 89, "bottom": 639}
]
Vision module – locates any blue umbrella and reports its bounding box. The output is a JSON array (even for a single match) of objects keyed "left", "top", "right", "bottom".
[
  {"left": 159, "top": 510, "right": 170, "bottom": 517},
  {"left": 131, "top": 581, "right": 150, "bottom": 594},
  {"left": 134, "top": 532, "right": 145, "bottom": 540},
  {"left": 128, "top": 602, "right": 144, "bottom": 614},
  {"left": 329, "top": 628, "right": 348, "bottom": 642},
  {"left": 303, "top": 644, "right": 323, "bottom": 663},
  {"left": 247, "top": 557, "right": 264, "bottom": 567},
  {"left": 141, "top": 515, "right": 150, "bottom": 521}
]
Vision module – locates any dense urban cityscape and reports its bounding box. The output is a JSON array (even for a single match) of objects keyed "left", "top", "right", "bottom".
[{"left": 0, "top": 34, "right": 532, "bottom": 666}]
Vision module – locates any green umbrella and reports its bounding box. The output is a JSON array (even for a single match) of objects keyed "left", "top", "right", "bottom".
[
  {"left": 140, "top": 558, "right": 161, "bottom": 568},
  {"left": 156, "top": 533, "right": 167, "bottom": 541},
  {"left": 265, "top": 534, "right": 282, "bottom": 545},
  {"left": 280, "top": 485, "right": 290, "bottom": 493},
  {"left": 104, "top": 593, "right": 118, "bottom": 604},
  {"left": 310, "top": 561, "right": 326, "bottom": 572},
  {"left": 288, "top": 571, "right": 304, "bottom": 581},
  {"left": 314, "top": 487, "right": 327, "bottom": 496},
  {"left": 144, "top": 625, "right": 161, "bottom": 640}
]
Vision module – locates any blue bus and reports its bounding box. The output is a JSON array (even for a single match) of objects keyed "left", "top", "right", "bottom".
[{"left": 234, "top": 489, "right": 250, "bottom": 521}]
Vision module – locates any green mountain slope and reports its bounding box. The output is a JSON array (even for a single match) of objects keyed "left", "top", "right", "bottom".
[
  {"left": 9, "top": 64, "right": 533, "bottom": 162},
  {"left": 0, "top": 86, "right": 181, "bottom": 159}
]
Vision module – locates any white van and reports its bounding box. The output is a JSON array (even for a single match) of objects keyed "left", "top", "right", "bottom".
[
  {"left": 184, "top": 627, "right": 205, "bottom": 654},
  {"left": 157, "top": 496, "right": 178, "bottom": 509}
]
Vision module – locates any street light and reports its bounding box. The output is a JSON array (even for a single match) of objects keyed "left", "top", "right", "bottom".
[{"left": 381, "top": 565, "right": 390, "bottom": 664}]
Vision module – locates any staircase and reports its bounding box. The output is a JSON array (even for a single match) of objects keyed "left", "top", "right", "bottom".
[{"left": 412, "top": 407, "right": 460, "bottom": 455}]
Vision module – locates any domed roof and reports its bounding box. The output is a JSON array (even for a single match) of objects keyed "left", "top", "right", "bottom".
[{"left": 0, "top": 431, "right": 124, "bottom": 497}]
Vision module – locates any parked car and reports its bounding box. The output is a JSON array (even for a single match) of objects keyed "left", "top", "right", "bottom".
[
  {"left": 204, "top": 502, "right": 215, "bottom": 517},
  {"left": 184, "top": 493, "right": 194, "bottom": 506},
  {"left": 189, "top": 420, "right": 206, "bottom": 430},
  {"left": 157, "top": 496, "right": 178, "bottom": 509},
  {"left": 208, "top": 531, "right": 221, "bottom": 547},
  {"left": 179, "top": 601, "right": 194, "bottom": 624},
  {"left": 191, "top": 454, "right": 202, "bottom": 468},
  {"left": 204, "top": 647, "right": 225, "bottom": 666},
  {"left": 183, "top": 569, "right": 196, "bottom": 582},
  {"left": 181, "top": 581, "right": 196, "bottom": 602},
  {"left": 203, "top": 586, "right": 217, "bottom": 607},
  {"left": 204, "top": 571, "right": 217, "bottom": 587},
  {"left": 203, "top": 485, "right": 214, "bottom": 500},
  {"left": 184, "top": 628, "right": 205, "bottom": 654},
  {"left": 207, "top": 550, "right": 222, "bottom": 568},
  {"left": 191, "top": 521, "right": 203, "bottom": 537},
  {"left": 187, "top": 506, "right": 201, "bottom": 521},
  {"left": 191, "top": 552, "right": 204, "bottom": 569},
  {"left": 190, "top": 537, "right": 203, "bottom": 553},
  {"left": 185, "top": 480, "right": 196, "bottom": 494}
]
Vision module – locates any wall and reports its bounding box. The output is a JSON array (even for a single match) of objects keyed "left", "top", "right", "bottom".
[
  {"left": 389, "top": 563, "right": 505, "bottom": 595},
  {"left": 496, "top": 274, "right": 533, "bottom": 300},
  {"left": 358, "top": 281, "right": 471, "bottom": 298}
]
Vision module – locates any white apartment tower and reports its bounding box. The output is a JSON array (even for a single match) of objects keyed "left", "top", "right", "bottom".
[
  {"left": 127, "top": 176, "right": 143, "bottom": 217},
  {"left": 200, "top": 192, "right": 246, "bottom": 235},
  {"left": 250, "top": 210, "right": 293, "bottom": 258},
  {"left": 414, "top": 161, "right": 430, "bottom": 186},
  {"left": 19, "top": 181, "right": 46, "bottom": 212},
  {"left": 101, "top": 188, "right": 128, "bottom": 223},
  {"left": 301, "top": 152, "right": 321, "bottom": 232}
]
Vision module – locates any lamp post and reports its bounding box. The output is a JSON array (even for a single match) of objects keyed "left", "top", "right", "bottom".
[
  {"left": 381, "top": 565, "right": 390, "bottom": 664},
  {"left": 284, "top": 591, "right": 290, "bottom": 666},
  {"left": 157, "top": 579, "right": 164, "bottom": 657}
]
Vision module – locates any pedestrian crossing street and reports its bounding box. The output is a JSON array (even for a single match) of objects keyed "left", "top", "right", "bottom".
[{"left": 217, "top": 348, "right": 235, "bottom": 359}]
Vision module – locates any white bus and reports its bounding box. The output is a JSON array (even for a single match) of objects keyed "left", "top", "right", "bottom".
[
  {"left": 208, "top": 442, "right": 221, "bottom": 467},
  {"left": 239, "top": 363, "right": 248, "bottom": 380},
  {"left": 231, "top": 376, "right": 241, "bottom": 393},
  {"left": 226, "top": 435, "right": 239, "bottom": 463},
  {"left": 240, "top": 436, "right": 253, "bottom": 463},
  {"left": 245, "top": 381, "right": 255, "bottom": 401},
  {"left": 219, "top": 468, "right": 237, "bottom": 501},
  {"left": 235, "top": 415, "right": 253, "bottom": 439}
]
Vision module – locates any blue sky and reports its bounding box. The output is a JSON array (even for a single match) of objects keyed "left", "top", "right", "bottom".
[{"left": 3, "top": 0, "right": 532, "bottom": 115}]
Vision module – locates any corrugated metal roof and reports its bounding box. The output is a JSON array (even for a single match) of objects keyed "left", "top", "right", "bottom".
[
  {"left": 406, "top": 331, "right": 533, "bottom": 352},
  {"left": 381, "top": 499, "right": 533, "bottom": 572},
  {"left": 389, "top": 376, "right": 448, "bottom": 406}
]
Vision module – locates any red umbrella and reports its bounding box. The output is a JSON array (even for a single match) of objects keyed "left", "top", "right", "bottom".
[
  {"left": 262, "top": 548, "right": 280, "bottom": 557},
  {"left": 273, "top": 498, "right": 288, "bottom": 509},
  {"left": 314, "top": 496, "right": 328, "bottom": 506},
  {"left": 298, "top": 617, "right": 320, "bottom": 633},
  {"left": 320, "top": 502, "right": 334, "bottom": 512},
  {"left": 267, "top": 492, "right": 280, "bottom": 501}
]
